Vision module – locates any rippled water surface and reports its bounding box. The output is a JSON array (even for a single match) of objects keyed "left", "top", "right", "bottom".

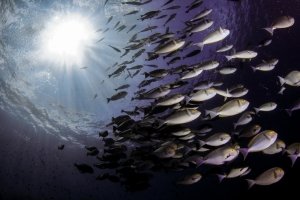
[{"left": 0, "top": 0, "right": 300, "bottom": 199}]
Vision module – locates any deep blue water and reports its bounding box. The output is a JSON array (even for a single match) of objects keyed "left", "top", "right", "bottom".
[{"left": 0, "top": 0, "right": 300, "bottom": 200}]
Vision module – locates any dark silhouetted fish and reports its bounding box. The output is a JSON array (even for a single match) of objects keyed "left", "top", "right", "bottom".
[
  {"left": 162, "top": 0, "right": 175, "bottom": 7},
  {"left": 106, "top": 16, "right": 113, "bottom": 25},
  {"left": 107, "top": 91, "right": 128, "bottom": 103},
  {"left": 127, "top": 25, "right": 137, "bottom": 33},
  {"left": 115, "top": 84, "right": 130, "bottom": 91},
  {"left": 183, "top": 49, "right": 201, "bottom": 59},
  {"left": 163, "top": 5, "right": 181, "bottom": 10},
  {"left": 124, "top": 10, "right": 139, "bottom": 16},
  {"left": 108, "top": 65, "right": 126, "bottom": 78},
  {"left": 74, "top": 163, "right": 94, "bottom": 174},
  {"left": 58, "top": 144, "right": 64, "bottom": 150},
  {"left": 107, "top": 45, "right": 121, "bottom": 53},
  {"left": 164, "top": 13, "right": 177, "bottom": 26}
]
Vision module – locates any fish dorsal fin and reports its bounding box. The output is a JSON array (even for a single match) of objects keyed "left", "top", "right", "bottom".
[{"left": 219, "top": 27, "right": 224, "bottom": 33}]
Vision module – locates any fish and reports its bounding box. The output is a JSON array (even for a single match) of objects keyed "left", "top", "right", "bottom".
[
  {"left": 246, "top": 167, "right": 284, "bottom": 189},
  {"left": 177, "top": 173, "right": 202, "bottom": 185},
  {"left": 154, "top": 145, "right": 177, "bottom": 158},
  {"left": 156, "top": 14, "right": 168, "bottom": 20},
  {"left": 189, "top": 88, "right": 217, "bottom": 102},
  {"left": 199, "top": 132, "right": 231, "bottom": 147},
  {"left": 132, "top": 49, "right": 146, "bottom": 60},
  {"left": 240, "top": 130, "right": 278, "bottom": 159},
  {"left": 156, "top": 94, "right": 185, "bottom": 107},
  {"left": 108, "top": 65, "right": 126, "bottom": 78},
  {"left": 74, "top": 163, "right": 94, "bottom": 174},
  {"left": 225, "top": 50, "right": 258, "bottom": 61},
  {"left": 139, "top": 26, "right": 158, "bottom": 33},
  {"left": 145, "top": 69, "right": 168, "bottom": 79},
  {"left": 238, "top": 124, "right": 262, "bottom": 138},
  {"left": 233, "top": 111, "right": 255, "bottom": 129},
  {"left": 198, "top": 61, "right": 220, "bottom": 71},
  {"left": 171, "top": 128, "right": 191, "bottom": 136},
  {"left": 164, "top": 5, "right": 181, "bottom": 10},
  {"left": 107, "top": 91, "right": 128, "bottom": 103},
  {"left": 190, "top": 9, "right": 213, "bottom": 21},
  {"left": 106, "top": 16, "right": 113, "bottom": 25},
  {"left": 161, "top": 108, "right": 201, "bottom": 125},
  {"left": 257, "top": 38, "right": 272, "bottom": 48},
  {"left": 99, "top": 131, "right": 109, "bottom": 138},
  {"left": 113, "top": 21, "right": 120, "bottom": 29},
  {"left": 124, "top": 10, "right": 139, "bottom": 16},
  {"left": 286, "top": 143, "right": 300, "bottom": 166},
  {"left": 206, "top": 99, "right": 250, "bottom": 118},
  {"left": 285, "top": 98, "right": 300, "bottom": 116},
  {"left": 107, "top": 45, "right": 121, "bottom": 53},
  {"left": 181, "top": 67, "right": 203, "bottom": 80},
  {"left": 186, "top": 1, "right": 203, "bottom": 13},
  {"left": 278, "top": 71, "right": 300, "bottom": 88},
  {"left": 251, "top": 62, "right": 276, "bottom": 72},
  {"left": 216, "top": 44, "right": 233, "bottom": 53},
  {"left": 263, "top": 139, "right": 286, "bottom": 155},
  {"left": 217, "top": 67, "right": 237, "bottom": 75},
  {"left": 189, "top": 19, "right": 214, "bottom": 35},
  {"left": 162, "top": 0, "right": 175, "bottom": 7},
  {"left": 217, "top": 167, "right": 251, "bottom": 182},
  {"left": 116, "top": 25, "right": 126, "bottom": 32},
  {"left": 230, "top": 87, "right": 249, "bottom": 98},
  {"left": 115, "top": 84, "right": 130, "bottom": 91},
  {"left": 194, "top": 27, "right": 230, "bottom": 50},
  {"left": 58, "top": 144, "right": 65, "bottom": 150},
  {"left": 167, "top": 56, "right": 181, "bottom": 65},
  {"left": 164, "top": 13, "right": 177, "bottom": 26},
  {"left": 254, "top": 102, "right": 277, "bottom": 113},
  {"left": 127, "top": 25, "right": 137, "bottom": 33},
  {"left": 140, "top": 86, "right": 171, "bottom": 99},
  {"left": 128, "top": 65, "right": 143, "bottom": 71},
  {"left": 264, "top": 16, "right": 295, "bottom": 35},
  {"left": 190, "top": 145, "right": 240, "bottom": 166},
  {"left": 194, "top": 80, "right": 214, "bottom": 90},
  {"left": 154, "top": 40, "right": 185, "bottom": 54}
]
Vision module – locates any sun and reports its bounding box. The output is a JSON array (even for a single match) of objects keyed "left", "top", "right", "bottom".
[{"left": 40, "top": 13, "right": 97, "bottom": 67}]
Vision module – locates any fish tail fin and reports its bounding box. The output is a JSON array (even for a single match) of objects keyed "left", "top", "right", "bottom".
[
  {"left": 205, "top": 110, "right": 218, "bottom": 119},
  {"left": 289, "top": 155, "right": 298, "bottom": 167},
  {"left": 251, "top": 66, "right": 257, "bottom": 72},
  {"left": 240, "top": 148, "right": 249, "bottom": 160},
  {"left": 263, "top": 27, "right": 274, "bottom": 35},
  {"left": 285, "top": 109, "right": 293, "bottom": 117},
  {"left": 225, "top": 55, "right": 233, "bottom": 61},
  {"left": 233, "top": 123, "right": 238, "bottom": 130},
  {"left": 216, "top": 174, "right": 226, "bottom": 183},
  {"left": 278, "top": 76, "right": 286, "bottom": 86},
  {"left": 121, "top": 110, "right": 124, "bottom": 113},
  {"left": 198, "top": 140, "right": 206, "bottom": 147},
  {"left": 254, "top": 107, "right": 260, "bottom": 114},
  {"left": 195, "top": 42, "right": 204, "bottom": 50},
  {"left": 155, "top": 119, "right": 166, "bottom": 129},
  {"left": 107, "top": 98, "right": 111, "bottom": 103},
  {"left": 144, "top": 72, "right": 149, "bottom": 78},
  {"left": 246, "top": 179, "right": 256, "bottom": 189},
  {"left": 278, "top": 87, "right": 286, "bottom": 95}
]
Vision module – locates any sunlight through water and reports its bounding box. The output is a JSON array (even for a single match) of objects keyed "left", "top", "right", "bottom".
[{"left": 40, "top": 13, "right": 97, "bottom": 67}]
